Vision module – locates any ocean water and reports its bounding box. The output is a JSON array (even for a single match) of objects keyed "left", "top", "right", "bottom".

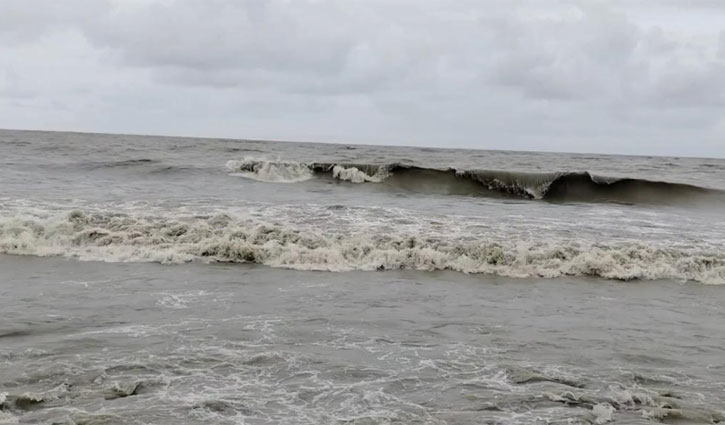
[{"left": 1, "top": 129, "right": 724, "bottom": 424}]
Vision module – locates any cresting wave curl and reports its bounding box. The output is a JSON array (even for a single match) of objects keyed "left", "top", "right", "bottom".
[{"left": 1, "top": 210, "right": 723, "bottom": 284}]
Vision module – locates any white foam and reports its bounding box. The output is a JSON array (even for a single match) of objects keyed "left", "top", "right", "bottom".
[
  {"left": 332, "top": 165, "right": 387, "bottom": 183},
  {"left": 0, "top": 411, "right": 18, "bottom": 425},
  {"left": 226, "top": 157, "right": 313, "bottom": 183},
  {"left": 156, "top": 290, "right": 210, "bottom": 309},
  {"left": 1, "top": 207, "right": 723, "bottom": 284},
  {"left": 592, "top": 403, "right": 615, "bottom": 424}
]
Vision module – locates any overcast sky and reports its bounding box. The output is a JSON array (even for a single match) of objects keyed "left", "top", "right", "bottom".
[{"left": 1, "top": 0, "right": 724, "bottom": 156}]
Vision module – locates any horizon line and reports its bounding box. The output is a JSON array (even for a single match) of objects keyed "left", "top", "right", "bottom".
[{"left": 1, "top": 126, "right": 722, "bottom": 161}]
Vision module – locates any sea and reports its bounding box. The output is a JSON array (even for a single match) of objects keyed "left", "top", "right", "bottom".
[{"left": 1, "top": 129, "right": 724, "bottom": 424}]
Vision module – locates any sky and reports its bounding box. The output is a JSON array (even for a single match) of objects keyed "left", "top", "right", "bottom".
[{"left": 1, "top": 0, "right": 724, "bottom": 157}]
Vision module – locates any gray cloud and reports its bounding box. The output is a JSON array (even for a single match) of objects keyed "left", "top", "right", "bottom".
[
  {"left": 0, "top": 0, "right": 108, "bottom": 42},
  {"left": 1, "top": 0, "right": 724, "bottom": 156},
  {"left": 89, "top": 1, "right": 353, "bottom": 74}
]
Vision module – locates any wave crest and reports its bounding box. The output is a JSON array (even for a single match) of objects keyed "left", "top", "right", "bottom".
[
  {"left": 226, "top": 157, "right": 722, "bottom": 204},
  {"left": 331, "top": 165, "right": 388, "bottom": 183},
  {"left": 225, "top": 157, "right": 313, "bottom": 183}
]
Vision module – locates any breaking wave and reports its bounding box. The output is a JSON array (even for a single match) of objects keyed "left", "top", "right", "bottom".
[
  {"left": 226, "top": 158, "right": 723, "bottom": 204},
  {"left": 331, "top": 165, "right": 388, "bottom": 183},
  {"left": 226, "top": 158, "right": 314, "bottom": 182},
  {"left": 1, "top": 209, "right": 723, "bottom": 284}
]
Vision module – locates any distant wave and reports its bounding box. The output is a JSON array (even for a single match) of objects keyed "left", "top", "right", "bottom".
[
  {"left": 78, "top": 158, "right": 200, "bottom": 175},
  {"left": 227, "top": 157, "right": 722, "bottom": 204},
  {"left": 1, "top": 209, "right": 723, "bottom": 284}
]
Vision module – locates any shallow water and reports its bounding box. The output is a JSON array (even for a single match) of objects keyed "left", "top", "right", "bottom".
[{"left": 1, "top": 256, "right": 724, "bottom": 424}]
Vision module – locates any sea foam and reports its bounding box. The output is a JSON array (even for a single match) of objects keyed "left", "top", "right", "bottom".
[
  {"left": 225, "top": 157, "right": 313, "bottom": 183},
  {"left": 1, "top": 207, "right": 723, "bottom": 284}
]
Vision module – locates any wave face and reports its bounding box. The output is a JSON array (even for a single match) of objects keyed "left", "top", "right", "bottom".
[
  {"left": 227, "top": 158, "right": 722, "bottom": 204},
  {"left": 1, "top": 208, "right": 723, "bottom": 284}
]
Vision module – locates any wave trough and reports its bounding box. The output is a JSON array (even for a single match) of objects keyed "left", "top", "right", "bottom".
[{"left": 227, "top": 158, "right": 722, "bottom": 204}]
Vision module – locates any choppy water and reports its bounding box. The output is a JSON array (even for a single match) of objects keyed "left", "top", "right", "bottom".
[{"left": 1, "top": 129, "right": 724, "bottom": 424}]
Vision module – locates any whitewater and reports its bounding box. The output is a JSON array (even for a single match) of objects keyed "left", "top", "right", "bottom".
[{"left": 2, "top": 129, "right": 725, "bottom": 424}]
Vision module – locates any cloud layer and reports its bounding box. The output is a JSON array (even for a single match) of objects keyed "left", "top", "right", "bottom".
[{"left": 1, "top": 0, "right": 724, "bottom": 156}]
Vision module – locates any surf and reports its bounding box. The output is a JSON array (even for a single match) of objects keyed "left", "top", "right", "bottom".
[{"left": 1, "top": 208, "right": 723, "bottom": 284}]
